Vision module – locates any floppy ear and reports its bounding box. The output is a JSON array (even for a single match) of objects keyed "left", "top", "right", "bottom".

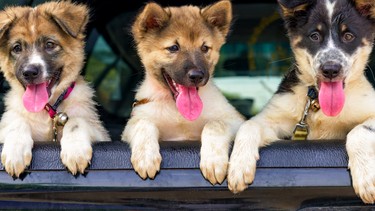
[
  {"left": 201, "top": 0, "right": 232, "bottom": 37},
  {"left": 41, "top": 1, "right": 89, "bottom": 38},
  {"left": 277, "top": 0, "right": 315, "bottom": 30},
  {"left": 131, "top": 2, "right": 170, "bottom": 41},
  {"left": 0, "top": 7, "right": 28, "bottom": 40},
  {"left": 0, "top": 11, "right": 12, "bottom": 40},
  {"left": 352, "top": 0, "right": 375, "bottom": 19}
]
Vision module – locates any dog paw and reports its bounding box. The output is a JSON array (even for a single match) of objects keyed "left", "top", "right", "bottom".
[
  {"left": 200, "top": 149, "right": 228, "bottom": 185},
  {"left": 60, "top": 141, "right": 92, "bottom": 175},
  {"left": 350, "top": 160, "right": 375, "bottom": 204},
  {"left": 227, "top": 152, "right": 258, "bottom": 194},
  {"left": 1, "top": 142, "right": 32, "bottom": 177},
  {"left": 131, "top": 147, "right": 162, "bottom": 179}
]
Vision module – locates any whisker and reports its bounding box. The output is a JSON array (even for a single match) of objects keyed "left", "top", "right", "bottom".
[{"left": 269, "top": 57, "right": 294, "bottom": 64}]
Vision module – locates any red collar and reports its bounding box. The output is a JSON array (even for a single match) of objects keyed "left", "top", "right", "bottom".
[{"left": 45, "top": 82, "right": 75, "bottom": 118}]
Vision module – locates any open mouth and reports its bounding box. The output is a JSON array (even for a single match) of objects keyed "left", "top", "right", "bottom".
[
  {"left": 162, "top": 71, "right": 203, "bottom": 121},
  {"left": 22, "top": 69, "right": 62, "bottom": 113},
  {"left": 163, "top": 71, "right": 199, "bottom": 100}
]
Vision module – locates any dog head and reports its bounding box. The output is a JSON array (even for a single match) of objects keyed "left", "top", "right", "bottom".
[
  {"left": 278, "top": 0, "right": 375, "bottom": 116},
  {"left": 131, "top": 0, "right": 232, "bottom": 120},
  {"left": 0, "top": 1, "right": 89, "bottom": 112}
]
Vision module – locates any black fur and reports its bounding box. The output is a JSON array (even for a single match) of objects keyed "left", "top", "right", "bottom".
[
  {"left": 275, "top": 65, "right": 301, "bottom": 94},
  {"left": 280, "top": 0, "right": 375, "bottom": 57}
]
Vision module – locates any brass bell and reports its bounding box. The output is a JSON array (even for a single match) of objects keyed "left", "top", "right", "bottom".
[
  {"left": 310, "top": 99, "right": 320, "bottom": 112},
  {"left": 54, "top": 112, "right": 69, "bottom": 126}
]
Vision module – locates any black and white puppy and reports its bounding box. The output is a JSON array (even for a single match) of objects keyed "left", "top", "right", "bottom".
[{"left": 228, "top": 0, "right": 375, "bottom": 204}]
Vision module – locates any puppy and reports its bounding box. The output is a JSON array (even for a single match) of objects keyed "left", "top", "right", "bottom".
[
  {"left": 227, "top": 0, "right": 375, "bottom": 204},
  {"left": 122, "top": 0, "right": 244, "bottom": 184},
  {"left": 0, "top": 1, "right": 110, "bottom": 177}
]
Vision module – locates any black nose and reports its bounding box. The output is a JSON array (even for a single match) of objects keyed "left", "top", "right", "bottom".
[
  {"left": 188, "top": 69, "right": 204, "bottom": 84},
  {"left": 321, "top": 62, "right": 342, "bottom": 79},
  {"left": 23, "top": 64, "right": 41, "bottom": 80}
]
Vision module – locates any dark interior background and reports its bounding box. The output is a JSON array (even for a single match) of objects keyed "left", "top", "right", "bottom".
[{"left": 1, "top": 0, "right": 375, "bottom": 141}]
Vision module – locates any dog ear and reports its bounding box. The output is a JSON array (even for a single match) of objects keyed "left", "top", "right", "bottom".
[
  {"left": 201, "top": 0, "right": 232, "bottom": 37},
  {"left": 0, "top": 7, "right": 28, "bottom": 40},
  {"left": 278, "top": 0, "right": 312, "bottom": 18},
  {"left": 132, "top": 2, "right": 170, "bottom": 41},
  {"left": 352, "top": 0, "right": 375, "bottom": 19},
  {"left": 42, "top": 1, "right": 89, "bottom": 38},
  {"left": 277, "top": 0, "right": 315, "bottom": 31},
  {"left": 0, "top": 12, "right": 11, "bottom": 40}
]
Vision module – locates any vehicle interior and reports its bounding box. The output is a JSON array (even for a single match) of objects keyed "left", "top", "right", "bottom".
[{"left": 0, "top": 0, "right": 374, "bottom": 209}]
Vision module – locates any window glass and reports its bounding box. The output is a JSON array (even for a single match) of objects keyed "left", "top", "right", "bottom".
[{"left": 85, "top": 3, "right": 293, "bottom": 119}]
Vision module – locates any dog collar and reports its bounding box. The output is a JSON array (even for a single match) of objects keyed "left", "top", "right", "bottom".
[
  {"left": 292, "top": 86, "right": 320, "bottom": 141},
  {"left": 45, "top": 82, "right": 75, "bottom": 142},
  {"left": 45, "top": 82, "right": 75, "bottom": 118}
]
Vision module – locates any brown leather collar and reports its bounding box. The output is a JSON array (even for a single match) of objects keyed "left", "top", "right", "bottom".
[{"left": 132, "top": 99, "right": 150, "bottom": 108}]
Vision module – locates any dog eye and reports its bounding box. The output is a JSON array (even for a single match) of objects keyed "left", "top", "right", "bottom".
[
  {"left": 12, "top": 43, "right": 22, "bottom": 54},
  {"left": 45, "top": 41, "right": 57, "bottom": 50},
  {"left": 166, "top": 45, "right": 179, "bottom": 53},
  {"left": 309, "top": 32, "right": 321, "bottom": 42},
  {"left": 201, "top": 45, "right": 210, "bottom": 53},
  {"left": 343, "top": 32, "right": 355, "bottom": 43}
]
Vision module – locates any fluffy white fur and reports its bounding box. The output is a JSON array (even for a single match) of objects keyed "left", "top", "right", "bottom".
[{"left": 123, "top": 76, "right": 244, "bottom": 184}]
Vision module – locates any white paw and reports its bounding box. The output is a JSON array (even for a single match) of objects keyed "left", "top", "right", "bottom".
[
  {"left": 200, "top": 147, "right": 228, "bottom": 185},
  {"left": 349, "top": 158, "right": 375, "bottom": 204},
  {"left": 60, "top": 141, "right": 92, "bottom": 175},
  {"left": 227, "top": 151, "right": 258, "bottom": 194},
  {"left": 1, "top": 141, "right": 32, "bottom": 177},
  {"left": 131, "top": 146, "right": 162, "bottom": 179}
]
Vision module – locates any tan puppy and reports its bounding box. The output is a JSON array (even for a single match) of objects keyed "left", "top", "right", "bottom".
[
  {"left": 0, "top": 1, "right": 110, "bottom": 177},
  {"left": 228, "top": 0, "right": 375, "bottom": 204},
  {"left": 122, "top": 0, "right": 244, "bottom": 184}
]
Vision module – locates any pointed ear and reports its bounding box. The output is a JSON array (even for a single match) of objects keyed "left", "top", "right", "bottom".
[
  {"left": 352, "top": 0, "right": 375, "bottom": 19},
  {"left": 41, "top": 1, "right": 89, "bottom": 38},
  {"left": 201, "top": 0, "right": 232, "bottom": 37},
  {"left": 277, "top": 0, "right": 315, "bottom": 31},
  {"left": 131, "top": 2, "right": 170, "bottom": 41},
  {"left": 277, "top": 0, "right": 312, "bottom": 18}
]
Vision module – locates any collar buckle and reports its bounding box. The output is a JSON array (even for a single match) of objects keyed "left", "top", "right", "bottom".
[{"left": 292, "top": 86, "right": 319, "bottom": 141}]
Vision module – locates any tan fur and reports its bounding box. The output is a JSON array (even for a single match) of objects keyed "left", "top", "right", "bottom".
[
  {"left": 0, "top": 1, "right": 110, "bottom": 177},
  {"left": 122, "top": 0, "right": 244, "bottom": 184},
  {"left": 227, "top": 1, "right": 375, "bottom": 204},
  {"left": 228, "top": 70, "right": 375, "bottom": 195}
]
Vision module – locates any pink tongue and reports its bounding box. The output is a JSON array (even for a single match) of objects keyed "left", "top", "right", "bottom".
[
  {"left": 22, "top": 82, "right": 49, "bottom": 112},
  {"left": 175, "top": 85, "right": 203, "bottom": 121},
  {"left": 318, "top": 81, "right": 345, "bottom": 117}
]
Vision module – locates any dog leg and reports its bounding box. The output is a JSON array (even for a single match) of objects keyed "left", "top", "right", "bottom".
[
  {"left": 200, "top": 120, "right": 236, "bottom": 185},
  {"left": 122, "top": 119, "right": 162, "bottom": 179},
  {"left": 347, "top": 118, "right": 375, "bottom": 204},
  {"left": 60, "top": 118, "right": 94, "bottom": 175},
  {"left": 227, "top": 119, "right": 277, "bottom": 193},
  {"left": 0, "top": 111, "right": 33, "bottom": 177}
]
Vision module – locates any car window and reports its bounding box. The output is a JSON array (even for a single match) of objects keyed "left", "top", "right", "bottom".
[
  {"left": 85, "top": 3, "right": 292, "bottom": 119},
  {"left": 2, "top": 1, "right": 375, "bottom": 121}
]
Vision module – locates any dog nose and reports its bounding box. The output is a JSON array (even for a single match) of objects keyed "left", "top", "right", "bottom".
[
  {"left": 321, "top": 62, "right": 342, "bottom": 79},
  {"left": 188, "top": 69, "right": 204, "bottom": 84},
  {"left": 23, "top": 65, "right": 41, "bottom": 80}
]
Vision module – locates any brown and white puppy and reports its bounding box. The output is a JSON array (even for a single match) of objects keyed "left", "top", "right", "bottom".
[
  {"left": 122, "top": 0, "right": 244, "bottom": 184},
  {"left": 0, "top": 1, "right": 110, "bottom": 177},
  {"left": 227, "top": 0, "right": 375, "bottom": 204}
]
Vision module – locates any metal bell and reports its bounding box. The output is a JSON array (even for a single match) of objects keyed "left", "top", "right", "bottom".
[
  {"left": 310, "top": 99, "right": 320, "bottom": 112},
  {"left": 54, "top": 112, "right": 69, "bottom": 126}
]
